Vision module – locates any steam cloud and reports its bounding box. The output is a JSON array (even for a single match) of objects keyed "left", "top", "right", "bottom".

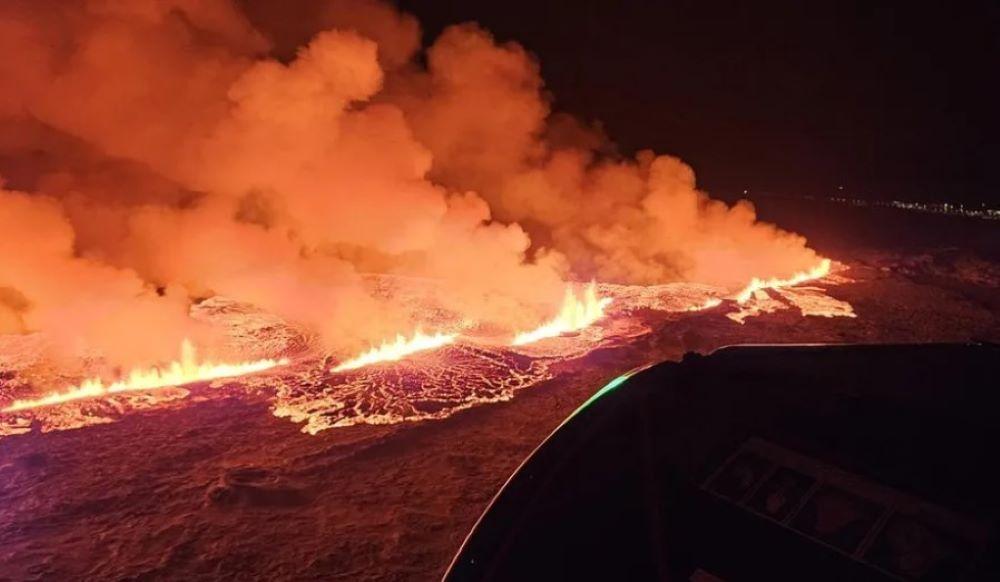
[{"left": 0, "top": 0, "right": 821, "bottom": 364}]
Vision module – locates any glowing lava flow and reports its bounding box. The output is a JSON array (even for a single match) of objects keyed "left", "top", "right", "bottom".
[
  {"left": 734, "top": 258, "right": 832, "bottom": 304},
  {"left": 512, "top": 282, "right": 613, "bottom": 346},
  {"left": 2, "top": 340, "right": 289, "bottom": 413},
  {"left": 686, "top": 297, "right": 723, "bottom": 312},
  {"left": 332, "top": 330, "right": 458, "bottom": 372}
]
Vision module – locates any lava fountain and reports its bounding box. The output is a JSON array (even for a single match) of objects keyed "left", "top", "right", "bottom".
[
  {"left": 332, "top": 330, "right": 459, "bottom": 372},
  {"left": 2, "top": 340, "right": 289, "bottom": 413},
  {"left": 734, "top": 258, "right": 833, "bottom": 304},
  {"left": 513, "top": 282, "right": 613, "bottom": 346}
]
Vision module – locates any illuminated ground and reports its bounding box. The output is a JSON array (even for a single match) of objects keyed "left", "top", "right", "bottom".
[
  {"left": 1, "top": 218, "right": 997, "bottom": 579},
  {"left": 0, "top": 272, "right": 848, "bottom": 438}
]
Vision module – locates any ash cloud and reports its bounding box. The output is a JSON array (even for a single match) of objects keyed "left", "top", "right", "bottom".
[{"left": 0, "top": 0, "right": 821, "bottom": 364}]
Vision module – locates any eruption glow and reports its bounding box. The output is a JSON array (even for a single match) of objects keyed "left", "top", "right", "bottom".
[
  {"left": 0, "top": 1, "right": 858, "bottom": 435},
  {"left": 512, "top": 283, "right": 613, "bottom": 346},
  {"left": 734, "top": 259, "right": 833, "bottom": 304},
  {"left": 332, "top": 330, "right": 458, "bottom": 372},
  {"left": 686, "top": 297, "right": 724, "bottom": 312},
  {"left": 2, "top": 340, "right": 289, "bottom": 413}
]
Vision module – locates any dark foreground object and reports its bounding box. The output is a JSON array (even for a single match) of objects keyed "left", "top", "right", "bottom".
[{"left": 447, "top": 343, "right": 999, "bottom": 581}]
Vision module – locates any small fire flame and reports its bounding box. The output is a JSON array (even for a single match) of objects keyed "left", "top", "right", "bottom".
[
  {"left": 734, "top": 258, "right": 832, "bottom": 304},
  {"left": 686, "top": 297, "right": 723, "bottom": 312},
  {"left": 332, "top": 330, "right": 458, "bottom": 372},
  {"left": 512, "top": 282, "right": 613, "bottom": 346},
  {"left": 2, "top": 340, "right": 289, "bottom": 413}
]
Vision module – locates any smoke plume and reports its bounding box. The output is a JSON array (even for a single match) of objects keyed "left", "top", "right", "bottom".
[{"left": 0, "top": 0, "right": 822, "bottom": 364}]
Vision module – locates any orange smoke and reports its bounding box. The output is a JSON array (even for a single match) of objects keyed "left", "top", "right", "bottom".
[
  {"left": 2, "top": 339, "right": 288, "bottom": 413},
  {"left": 0, "top": 0, "right": 833, "bottom": 372}
]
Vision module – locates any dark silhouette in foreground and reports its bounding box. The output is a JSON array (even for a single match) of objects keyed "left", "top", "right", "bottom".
[{"left": 449, "top": 343, "right": 999, "bottom": 581}]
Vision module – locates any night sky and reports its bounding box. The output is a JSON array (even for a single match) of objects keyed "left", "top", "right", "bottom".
[{"left": 400, "top": 0, "right": 999, "bottom": 205}]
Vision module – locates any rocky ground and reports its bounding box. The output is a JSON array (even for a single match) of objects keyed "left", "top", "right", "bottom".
[{"left": 0, "top": 203, "right": 997, "bottom": 581}]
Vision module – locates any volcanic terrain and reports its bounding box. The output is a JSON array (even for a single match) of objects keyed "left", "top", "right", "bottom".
[{"left": 1, "top": 202, "right": 998, "bottom": 581}]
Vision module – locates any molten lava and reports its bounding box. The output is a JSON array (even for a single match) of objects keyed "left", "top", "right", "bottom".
[
  {"left": 332, "top": 330, "right": 458, "bottom": 372},
  {"left": 686, "top": 297, "right": 724, "bottom": 312},
  {"left": 2, "top": 340, "right": 289, "bottom": 413},
  {"left": 733, "top": 259, "right": 832, "bottom": 304},
  {"left": 513, "top": 282, "right": 613, "bottom": 346}
]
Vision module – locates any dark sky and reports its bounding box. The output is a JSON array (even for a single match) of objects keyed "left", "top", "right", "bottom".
[{"left": 399, "top": 0, "right": 999, "bottom": 204}]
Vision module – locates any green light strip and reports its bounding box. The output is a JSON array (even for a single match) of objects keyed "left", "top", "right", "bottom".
[
  {"left": 578, "top": 372, "right": 631, "bottom": 410},
  {"left": 573, "top": 363, "right": 652, "bottom": 416}
]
